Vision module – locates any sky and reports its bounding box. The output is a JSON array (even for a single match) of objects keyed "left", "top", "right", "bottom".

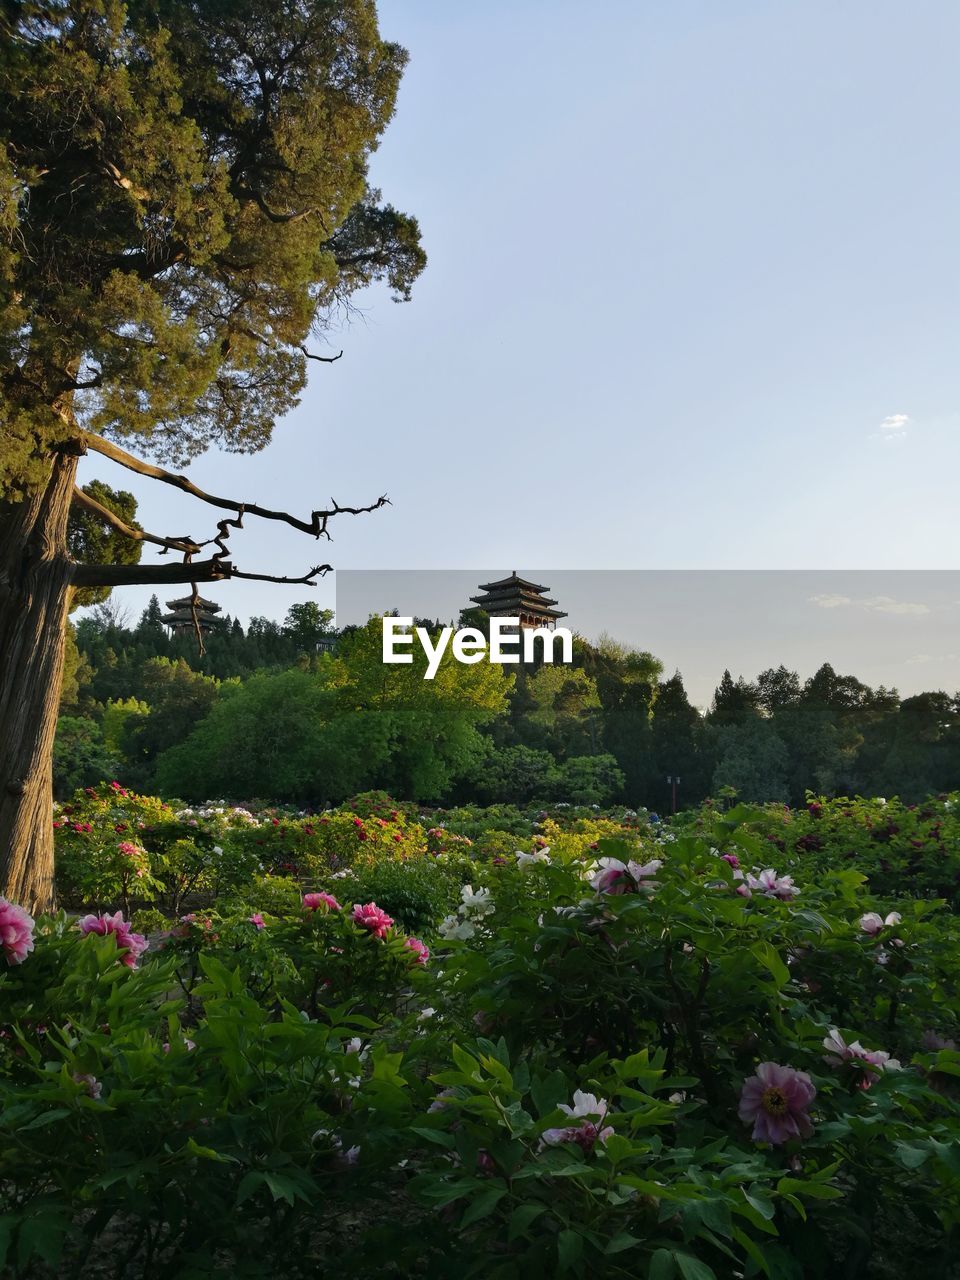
[{"left": 78, "top": 0, "right": 960, "bottom": 693}]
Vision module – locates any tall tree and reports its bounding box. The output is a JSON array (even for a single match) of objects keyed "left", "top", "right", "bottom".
[
  {"left": 0, "top": 0, "right": 425, "bottom": 907},
  {"left": 283, "top": 600, "right": 335, "bottom": 652},
  {"left": 756, "top": 665, "right": 801, "bottom": 715},
  {"left": 651, "top": 672, "right": 706, "bottom": 810},
  {"left": 709, "top": 669, "right": 761, "bottom": 725}
]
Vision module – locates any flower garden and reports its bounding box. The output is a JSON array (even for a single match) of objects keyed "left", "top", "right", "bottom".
[{"left": 1, "top": 787, "right": 960, "bottom": 1277}]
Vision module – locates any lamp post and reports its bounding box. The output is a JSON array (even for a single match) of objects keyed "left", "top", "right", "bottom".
[{"left": 666, "top": 775, "right": 680, "bottom": 815}]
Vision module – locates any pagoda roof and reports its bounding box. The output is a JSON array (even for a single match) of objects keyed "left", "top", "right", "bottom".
[
  {"left": 471, "top": 588, "right": 563, "bottom": 609},
  {"left": 470, "top": 573, "right": 567, "bottom": 620},
  {"left": 165, "top": 595, "right": 222, "bottom": 611},
  {"left": 475, "top": 571, "right": 551, "bottom": 594},
  {"left": 470, "top": 603, "right": 568, "bottom": 621},
  {"left": 162, "top": 609, "right": 223, "bottom": 620}
]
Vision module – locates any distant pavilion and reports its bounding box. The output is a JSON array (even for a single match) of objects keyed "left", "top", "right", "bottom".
[
  {"left": 470, "top": 572, "right": 567, "bottom": 631},
  {"left": 161, "top": 594, "right": 224, "bottom": 637}
]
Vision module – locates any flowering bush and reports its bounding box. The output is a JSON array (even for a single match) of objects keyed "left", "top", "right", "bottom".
[
  {"left": 12, "top": 788, "right": 960, "bottom": 1274},
  {"left": 684, "top": 792, "right": 960, "bottom": 906},
  {"left": 77, "top": 909, "right": 150, "bottom": 968}
]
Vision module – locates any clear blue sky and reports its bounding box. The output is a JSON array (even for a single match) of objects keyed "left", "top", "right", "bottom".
[{"left": 79, "top": 1, "right": 960, "bottom": 688}]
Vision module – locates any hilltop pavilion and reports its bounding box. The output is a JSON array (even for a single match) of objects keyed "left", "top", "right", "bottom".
[
  {"left": 161, "top": 594, "right": 224, "bottom": 638},
  {"left": 470, "top": 572, "right": 567, "bottom": 631}
]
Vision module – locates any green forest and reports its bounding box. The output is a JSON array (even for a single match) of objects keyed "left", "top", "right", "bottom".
[{"left": 58, "top": 594, "right": 960, "bottom": 809}]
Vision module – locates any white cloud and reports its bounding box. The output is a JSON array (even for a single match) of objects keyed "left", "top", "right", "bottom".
[
  {"left": 877, "top": 412, "right": 911, "bottom": 441},
  {"left": 809, "top": 593, "right": 851, "bottom": 608},
  {"left": 862, "top": 596, "right": 930, "bottom": 616},
  {"left": 808, "top": 593, "right": 855, "bottom": 609},
  {"left": 808, "top": 593, "right": 930, "bottom": 616}
]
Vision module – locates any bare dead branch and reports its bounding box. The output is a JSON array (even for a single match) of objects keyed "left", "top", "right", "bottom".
[
  {"left": 71, "top": 556, "right": 233, "bottom": 589},
  {"left": 211, "top": 509, "right": 244, "bottom": 566},
  {"left": 71, "top": 486, "right": 203, "bottom": 556},
  {"left": 82, "top": 433, "right": 388, "bottom": 539},
  {"left": 230, "top": 563, "right": 332, "bottom": 586},
  {"left": 188, "top": 581, "right": 206, "bottom": 657},
  {"left": 70, "top": 554, "right": 329, "bottom": 590},
  {"left": 300, "top": 345, "right": 343, "bottom": 364}
]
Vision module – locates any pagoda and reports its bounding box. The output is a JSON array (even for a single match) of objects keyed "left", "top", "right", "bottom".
[
  {"left": 470, "top": 572, "right": 567, "bottom": 630},
  {"left": 161, "top": 594, "right": 224, "bottom": 637}
]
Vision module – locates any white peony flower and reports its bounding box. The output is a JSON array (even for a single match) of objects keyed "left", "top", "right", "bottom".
[
  {"left": 459, "top": 884, "right": 494, "bottom": 917},
  {"left": 516, "top": 849, "right": 551, "bottom": 870},
  {"left": 439, "top": 915, "right": 476, "bottom": 941},
  {"left": 560, "top": 1090, "right": 608, "bottom": 1121}
]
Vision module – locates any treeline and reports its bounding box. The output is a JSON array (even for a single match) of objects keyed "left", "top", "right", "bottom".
[{"left": 56, "top": 597, "right": 960, "bottom": 808}]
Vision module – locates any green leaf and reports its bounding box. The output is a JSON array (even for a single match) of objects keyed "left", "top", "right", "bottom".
[
  {"left": 236, "top": 1172, "right": 266, "bottom": 1205},
  {"left": 752, "top": 940, "right": 789, "bottom": 988},
  {"left": 742, "top": 1186, "right": 777, "bottom": 1219},
  {"left": 731, "top": 1226, "right": 772, "bottom": 1277},
  {"left": 17, "top": 1108, "right": 71, "bottom": 1130},
  {"left": 451, "top": 1043, "right": 482, "bottom": 1081},
  {"left": 776, "top": 1176, "right": 842, "bottom": 1201},
  {"left": 531, "top": 1069, "right": 572, "bottom": 1117},
  {"left": 460, "top": 1186, "right": 507, "bottom": 1227},
  {"left": 508, "top": 1202, "right": 548, "bottom": 1241},
  {"left": 929, "top": 1138, "right": 960, "bottom": 1175},
  {"left": 262, "top": 1171, "right": 310, "bottom": 1205},
  {"left": 480, "top": 1054, "right": 513, "bottom": 1090},
  {"left": 601, "top": 1134, "right": 634, "bottom": 1164},
  {"left": 894, "top": 1141, "right": 930, "bottom": 1170},
  {"left": 184, "top": 1137, "right": 234, "bottom": 1162},
  {"left": 17, "top": 1213, "right": 68, "bottom": 1270},
  {"left": 675, "top": 1253, "right": 718, "bottom": 1280},
  {"left": 605, "top": 1231, "right": 641, "bottom": 1255},
  {"left": 409, "top": 1126, "right": 456, "bottom": 1148},
  {"left": 648, "top": 1248, "right": 677, "bottom": 1280},
  {"left": 557, "top": 1229, "right": 584, "bottom": 1273}
]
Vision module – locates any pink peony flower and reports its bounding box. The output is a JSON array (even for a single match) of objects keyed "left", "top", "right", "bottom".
[
  {"left": 733, "top": 870, "right": 753, "bottom": 898},
  {"left": 248, "top": 913, "right": 265, "bottom": 929},
  {"left": 589, "top": 857, "right": 662, "bottom": 895},
  {"left": 0, "top": 898, "right": 35, "bottom": 966},
  {"left": 745, "top": 869, "right": 799, "bottom": 901},
  {"left": 404, "top": 937, "right": 430, "bottom": 965},
  {"left": 738, "top": 1062, "right": 816, "bottom": 1145},
  {"left": 303, "top": 892, "right": 341, "bottom": 912},
  {"left": 351, "top": 902, "right": 394, "bottom": 939},
  {"left": 822, "top": 1029, "right": 901, "bottom": 1088},
  {"left": 859, "top": 911, "right": 902, "bottom": 936},
  {"left": 77, "top": 912, "right": 149, "bottom": 969}
]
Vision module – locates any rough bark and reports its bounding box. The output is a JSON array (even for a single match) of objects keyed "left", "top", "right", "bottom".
[
  {"left": 0, "top": 430, "right": 375, "bottom": 911},
  {"left": 0, "top": 447, "right": 79, "bottom": 912}
]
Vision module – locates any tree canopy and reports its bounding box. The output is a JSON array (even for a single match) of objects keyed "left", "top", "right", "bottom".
[{"left": 1, "top": 0, "right": 425, "bottom": 496}]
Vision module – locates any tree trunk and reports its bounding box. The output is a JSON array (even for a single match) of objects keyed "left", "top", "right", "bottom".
[{"left": 0, "top": 448, "right": 78, "bottom": 913}]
